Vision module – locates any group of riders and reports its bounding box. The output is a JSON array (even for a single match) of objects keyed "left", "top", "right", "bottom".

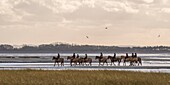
[{"left": 52, "top": 52, "right": 142, "bottom": 66}]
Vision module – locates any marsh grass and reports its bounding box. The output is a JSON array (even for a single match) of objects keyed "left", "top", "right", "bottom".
[{"left": 0, "top": 70, "right": 169, "bottom": 85}]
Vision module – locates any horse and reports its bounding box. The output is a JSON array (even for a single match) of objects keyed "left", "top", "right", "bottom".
[
  {"left": 67, "top": 56, "right": 80, "bottom": 66},
  {"left": 95, "top": 56, "right": 108, "bottom": 66},
  {"left": 130, "top": 57, "right": 142, "bottom": 66},
  {"left": 121, "top": 55, "right": 142, "bottom": 66},
  {"left": 107, "top": 56, "right": 121, "bottom": 66},
  {"left": 76, "top": 54, "right": 84, "bottom": 66},
  {"left": 52, "top": 56, "right": 64, "bottom": 66},
  {"left": 83, "top": 54, "right": 92, "bottom": 66}
]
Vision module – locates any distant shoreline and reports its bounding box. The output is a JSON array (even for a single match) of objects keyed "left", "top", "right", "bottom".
[{"left": 1, "top": 43, "right": 170, "bottom": 53}]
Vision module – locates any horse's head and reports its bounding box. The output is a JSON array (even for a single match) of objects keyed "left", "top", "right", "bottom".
[
  {"left": 67, "top": 56, "right": 70, "bottom": 60},
  {"left": 95, "top": 56, "right": 100, "bottom": 60},
  {"left": 52, "top": 56, "right": 56, "bottom": 60},
  {"left": 107, "top": 56, "right": 112, "bottom": 59}
]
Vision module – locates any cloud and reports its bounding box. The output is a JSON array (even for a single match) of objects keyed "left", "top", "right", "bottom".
[
  {"left": 160, "top": 8, "right": 170, "bottom": 13},
  {"left": 143, "top": 0, "right": 154, "bottom": 3},
  {"left": 34, "top": 0, "right": 82, "bottom": 13},
  {"left": 100, "top": 0, "right": 139, "bottom": 13}
]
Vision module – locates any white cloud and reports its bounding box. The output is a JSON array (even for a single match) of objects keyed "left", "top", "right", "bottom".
[
  {"left": 82, "top": 0, "right": 96, "bottom": 8},
  {"left": 161, "top": 8, "right": 170, "bottom": 13},
  {"left": 34, "top": 0, "right": 82, "bottom": 13},
  {"left": 100, "top": 0, "right": 139, "bottom": 13},
  {"left": 143, "top": 0, "right": 154, "bottom": 3}
]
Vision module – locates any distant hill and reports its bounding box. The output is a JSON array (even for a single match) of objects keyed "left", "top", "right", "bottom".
[{"left": 0, "top": 43, "right": 170, "bottom": 53}]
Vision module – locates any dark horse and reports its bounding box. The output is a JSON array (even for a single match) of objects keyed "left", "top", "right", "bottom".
[
  {"left": 52, "top": 53, "right": 64, "bottom": 66},
  {"left": 95, "top": 56, "right": 108, "bottom": 66},
  {"left": 76, "top": 54, "right": 85, "bottom": 66},
  {"left": 83, "top": 54, "right": 92, "bottom": 66},
  {"left": 121, "top": 53, "right": 142, "bottom": 66},
  {"left": 67, "top": 53, "right": 79, "bottom": 66},
  {"left": 107, "top": 53, "right": 121, "bottom": 66}
]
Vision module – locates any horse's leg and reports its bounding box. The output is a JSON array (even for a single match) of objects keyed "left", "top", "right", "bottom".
[
  {"left": 118, "top": 61, "right": 120, "bottom": 66},
  {"left": 57, "top": 63, "right": 59, "bottom": 66},
  {"left": 119, "top": 60, "right": 121, "bottom": 66},
  {"left": 70, "top": 62, "right": 72, "bottom": 66},
  {"left": 123, "top": 61, "right": 126, "bottom": 66},
  {"left": 123, "top": 60, "right": 125, "bottom": 66},
  {"left": 54, "top": 61, "right": 56, "bottom": 67},
  {"left": 110, "top": 61, "right": 112, "bottom": 66},
  {"left": 113, "top": 61, "right": 116, "bottom": 66},
  {"left": 129, "top": 61, "right": 133, "bottom": 66},
  {"left": 62, "top": 62, "right": 64, "bottom": 66},
  {"left": 139, "top": 60, "right": 142, "bottom": 66}
]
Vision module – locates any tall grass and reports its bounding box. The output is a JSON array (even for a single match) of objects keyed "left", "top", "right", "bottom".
[{"left": 0, "top": 70, "right": 169, "bottom": 85}]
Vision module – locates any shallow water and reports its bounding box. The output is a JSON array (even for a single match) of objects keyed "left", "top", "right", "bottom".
[{"left": 0, "top": 53, "right": 170, "bottom": 73}]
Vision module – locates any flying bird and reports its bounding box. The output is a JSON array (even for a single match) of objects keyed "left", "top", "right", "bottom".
[
  {"left": 158, "top": 35, "right": 160, "bottom": 38},
  {"left": 86, "top": 36, "right": 89, "bottom": 39}
]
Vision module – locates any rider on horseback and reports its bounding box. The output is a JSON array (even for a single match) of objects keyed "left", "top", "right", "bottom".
[
  {"left": 125, "top": 53, "right": 129, "bottom": 59},
  {"left": 132, "top": 53, "right": 135, "bottom": 58},
  {"left": 134, "top": 53, "right": 137, "bottom": 58},
  {"left": 73, "top": 53, "right": 76, "bottom": 58},
  {"left": 77, "top": 54, "right": 79, "bottom": 58},
  {"left": 113, "top": 53, "right": 116, "bottom": 58},
  {"left": 100, "top": 52, "right": 103, "bottom": 57},
  {"left": 85, "top": 54, "right": 88, "bottom": 59},
  {"left": 57, "top": 53, "right": 60, "bottom": 58}
]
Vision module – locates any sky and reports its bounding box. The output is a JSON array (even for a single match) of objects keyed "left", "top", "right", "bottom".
[{"left": 0, "top": 0, "right": 170, "bottom": 46}]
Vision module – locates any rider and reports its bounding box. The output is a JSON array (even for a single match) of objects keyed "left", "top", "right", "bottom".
[
  {"left": 113, "top": 53, "right": 116, "bottom": 58},
  {"left": 57, "top": 53, "right": 60, "bottom": 58},
  {"left": 73, "top": 53, "right": 76, "bottom": 58},
  {"left": 132, "top": 53, "right": 134, "bottom": 58},
  {"left": 125, "top": 53, "right": 129, "bottom": 59},
  {"left": 85, "top": 54, "right": 88, "bottom": 59},
  {"left": 77, "top": 54, "right": 79, "bottom": 58},
  {"left": 100, "top": 52, "right": 103, "bottom": 57},
  {"left": 134, "top": 53, "right": 137, "bottom": 58}
]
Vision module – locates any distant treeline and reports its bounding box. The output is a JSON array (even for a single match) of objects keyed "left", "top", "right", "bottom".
[{"left": 0, "top": 43, "right": 170, "bottom": 53}]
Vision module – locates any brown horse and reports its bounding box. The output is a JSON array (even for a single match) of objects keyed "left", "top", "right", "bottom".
[
  {"left": 83, "top": 54, "right": 92, "bottom": 66},
  {"left": 52, "top": 56, "right": 64, "bottom": 66},
  {"left": 107, "top": 56, "right": 121, "bottom": 66},
  {"left": 130, "top": 57, "right": 142, "bottom": 66},
  {"left": 121, "top": 55, "right": 142, "bottom": 66},
  {"left": 76, "top": 54, "right": 84, "bottom": 66},
  {"left": 67, "top": 56, "right": 79, "bottom": 66},
  {"left": 95, "top": 56, "right": 108, "bottom": 66}
]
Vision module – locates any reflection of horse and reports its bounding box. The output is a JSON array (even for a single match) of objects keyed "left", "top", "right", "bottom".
[
  {"left": 52, "top": 56, "right": 64, "bottom": 66},
  {"left": 83, "top": 54, "right": 92, "bottom": 66},
  {"left": 95, "top": 56, "right": 108, "bottom": 66},
  {"left": 107, "top": 55, "right": 121, "bottom": 66}
]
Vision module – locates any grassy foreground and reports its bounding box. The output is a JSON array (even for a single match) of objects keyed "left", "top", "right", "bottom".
[{"left": 0, "top": 70, "right": 169, "bottom": 85}]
